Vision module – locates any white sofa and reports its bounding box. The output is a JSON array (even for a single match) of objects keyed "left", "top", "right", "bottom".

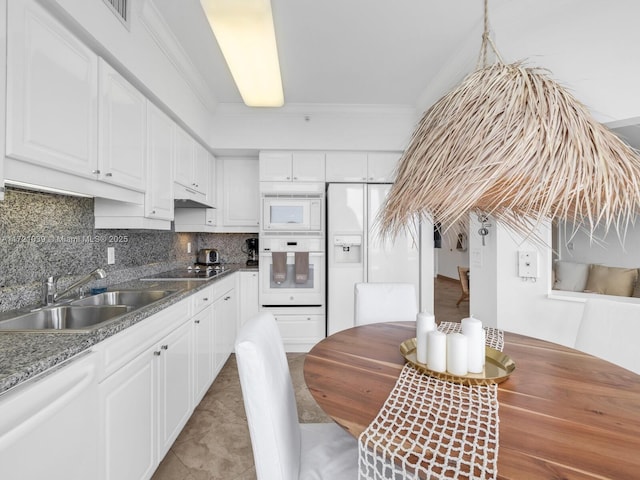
[{"left": 553, "top": 260, "right": 640, "bottom": 298}]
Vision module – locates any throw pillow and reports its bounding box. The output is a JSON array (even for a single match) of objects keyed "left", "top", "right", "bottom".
[
  {"left": 585, "top": 265, "right": 638, "bottom": 297},
  {"left": 553, "top": 260, "right": 590, "bottom": 292}
]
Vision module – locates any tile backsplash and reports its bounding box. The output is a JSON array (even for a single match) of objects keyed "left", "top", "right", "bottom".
[{"left": 0, "top": 188, "right": 257, "bottom": 311}]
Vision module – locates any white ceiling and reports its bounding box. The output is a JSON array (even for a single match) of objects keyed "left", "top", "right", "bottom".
[
  {"left": 151, "top": 0, "right": 490, "bottom": 107},
  {"left": 151, "top": 0, "right": 640, "bottom": 149}
]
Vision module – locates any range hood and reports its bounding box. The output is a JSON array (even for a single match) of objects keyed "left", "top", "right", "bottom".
[{"left": 174, "top": 183, "right": 212, "bottom": 208}]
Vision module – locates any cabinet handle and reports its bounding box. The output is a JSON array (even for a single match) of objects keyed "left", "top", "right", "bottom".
[
  {"left": 286, "top": 176, "right": 290, "bottom": 180},
  {"left": 151, "top": 210, "right": 156, "bottom": 214},
  {"left": 203, "top": 297, "right": 209, "bottom": 301},
  {"left": 293, "top": 177, "right": 298, "bottom": 180},
  {"left": 194, "top": 320, "right": 201, "bottom": 324},
  {"left": 105, "top": 172, "right": 113, "bottom": 177},
  {"left": 154, "top": 351, "right": 161, "bottom": 356},
  {"left": 161, "top": 344, "right": 168, "bottom": 350},
  {"left": 224, "top": 296, "right": 231, "bottom": 300},
  {"left": 92, "top": 169, "right": 101, "bottom": 174}
]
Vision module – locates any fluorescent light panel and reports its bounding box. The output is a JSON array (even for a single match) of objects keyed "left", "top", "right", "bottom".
[{"left": 201, "top": 0, "right": 284, "bottom": 107}]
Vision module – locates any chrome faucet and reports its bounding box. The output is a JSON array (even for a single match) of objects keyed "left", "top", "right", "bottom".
[{"left": 42, "top": 268, "right": 107, "bottom": 305}]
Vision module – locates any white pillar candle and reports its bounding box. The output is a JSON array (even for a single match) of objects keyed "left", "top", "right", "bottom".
[
  {"left": 416, "top": 312, "right": 436, "bottom": 364},
  {"left": 462, "top": 316, "right": 485, "bottom": 374},
  {"left": 447, "top": 333, "right": 468, "bottom": 376},
  {"left": 427, "top": 330, "right": 447, "bottom": 373}
]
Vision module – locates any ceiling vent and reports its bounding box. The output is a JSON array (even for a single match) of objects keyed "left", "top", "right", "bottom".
[{"left": 103, "top": 0, "right": 130, "bottom": 28}]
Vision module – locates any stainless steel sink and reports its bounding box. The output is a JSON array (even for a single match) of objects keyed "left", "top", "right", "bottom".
[
  {"left": 0, "top": 305, "right": 133, "bottom": 331},
  {"left": 70, "top": 290, "right": 175, "bottom": 308}
]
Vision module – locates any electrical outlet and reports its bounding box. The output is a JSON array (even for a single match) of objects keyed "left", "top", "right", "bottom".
[
  {"left": 187, "top": 242, "right": 192, "bottom": 253},
  {"left": 107, "top": 247, "right": 115, "bottom": 265}
]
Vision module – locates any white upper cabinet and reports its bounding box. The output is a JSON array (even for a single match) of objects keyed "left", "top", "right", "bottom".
[
  {"left": 174, "top": 127, "right": 209, "bottom": 197},
  {"left": 325, "top": 151, "right": 401, "bottom": 182},
  {"left": 259, "top": 151, "right": 325, "bottom": 182},
  {"left": 173, "top": 127, "right": 195, "bottom": 188},
  {"left": 146, "top": 103, "right": 174, "bottom": 221},
  {"left": 325, "top": 152, "right": 368, "bottom": 182},
  {"left": 98, "top": 59, "right": 146, "bottom": 191},
  {"left": 221, "top": 157, "right": 260, "bottom": 229},
  {"left": 367, "top": 152, "right": 401, "bottom": 182},
  {"left": 6, "top": 0, "right": 98, "bottom": 177}
]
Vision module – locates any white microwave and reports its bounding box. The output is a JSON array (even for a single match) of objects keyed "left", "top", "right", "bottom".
[{"left": 262, "top": 195, "right": 323, "bottom": 231}]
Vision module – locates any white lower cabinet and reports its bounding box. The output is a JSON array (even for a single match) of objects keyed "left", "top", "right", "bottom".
[
  {"left": 192, "top": 285, "right": 215, "bottom": 406},
  {"left": 273, "top": 314, "right": 326, "bottom": 352},
  {"left": 213, "top": 282, "right": 237, "bottom": 375},
  {"left": 0, "top": 352, "right": 100, "bottom": 480},
  {"left": 100, "top": 345, "right": 156, "bottom": 480},
  {"left": 98, "top": 299, "right": 192, "bottom": 480},
  {"left": 0, "top": 276, "right": 241, "bottom": 480},
  {"left": 238, "top": 270, "right": 259, "bottom": 329},
  {"left": 157, "top": 319, "right": 193, "bottom": 458}
]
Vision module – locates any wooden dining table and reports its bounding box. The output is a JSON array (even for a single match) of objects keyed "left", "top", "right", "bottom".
[{"left": 303, "top": 321, "right": 640, "bottom": 479}]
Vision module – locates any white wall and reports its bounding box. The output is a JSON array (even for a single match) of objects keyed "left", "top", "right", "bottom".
[
  {"left": 470, "top": 217, "right": 585, "bottom": 347},
  {"left": 435, "top": 233, "right": 469, "bottom": 280},
  {"left": 558, "top": 221, "right": 640, "bottom": 269},
  {"left": 208, "top": 104, "right": 417, "bottom": 152}
]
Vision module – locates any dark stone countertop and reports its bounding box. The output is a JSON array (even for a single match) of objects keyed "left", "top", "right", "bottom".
[{"left": 0, "top": 265, "right": 257, "bottom": 395}]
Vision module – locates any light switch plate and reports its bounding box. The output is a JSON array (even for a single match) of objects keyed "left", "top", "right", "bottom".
[{"left": 518, "top": 250, "right": 537, "bottom": 278}]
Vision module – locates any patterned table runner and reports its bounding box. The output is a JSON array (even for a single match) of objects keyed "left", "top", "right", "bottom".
[{"left": 358, "top": 322, "right": 504, "bottom": 480}]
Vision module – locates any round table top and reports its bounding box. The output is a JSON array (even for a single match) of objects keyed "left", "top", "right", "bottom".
[{"left": 303, "top": 321, "right": 640, "bottom": 479}]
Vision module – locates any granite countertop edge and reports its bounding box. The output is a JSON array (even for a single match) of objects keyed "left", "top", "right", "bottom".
[{"left": 0, "top": 265, "right": 257, "bottom": 395}]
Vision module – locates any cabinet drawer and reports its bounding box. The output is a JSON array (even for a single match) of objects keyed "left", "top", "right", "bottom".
[
  {"left": 273, "top": 314, "right": 325, "bottom": 340},
  {"left": 95, "top": 299, "right": 190, "bottom": 381},
  {"left": 192, "top": 285, "right": 215, "bottom": 313},
  {"left": 213, "top": 274, "right": 235, "bottom": 298}
]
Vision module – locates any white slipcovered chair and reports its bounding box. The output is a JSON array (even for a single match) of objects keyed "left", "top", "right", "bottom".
[
  {"left": 575, "top": 298, "right": 640, "bottom": 374},
  {"left": 354, "top": 282, "right": 418, "bottom": 325},
  {"left": 234, "top": 312, "right": 358, "bottom": 480}
]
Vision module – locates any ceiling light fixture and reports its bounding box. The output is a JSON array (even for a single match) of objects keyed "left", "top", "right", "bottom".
[
  {"left": 200, "top": 0, "right": 284, "bottom": 107},
  {"left": 379, "top": 0, "right": 640, "bottom": 244}
]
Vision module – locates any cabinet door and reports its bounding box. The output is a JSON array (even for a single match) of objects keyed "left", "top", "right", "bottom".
[
  {"left": 259, "top": 151, "right": 292, "bottom": 181},
  {"left": 6, "top": 0, "right": 98, "bottom": 177},
  {"left": 146, "top": 103, "right": 174, "bottom": 220},
  {"left": 193, "top": 142, "right": 210, "bottom": 195},
  {"left": 0, "top": 352, "right": 99, "bottom": 480},
  {"left": 213, "top": 289, "right": 237, "bottom": 375},
  {"left": 100, "top": 348, "right": 156, "bottom": 480},
  {"left": 192, "top": 305, "right": 214, "bottom": 405},
  {"left": 222, "top": 157, "right": 260, "bottom": 227},
  {"left": 292, "top": 152, "right": 325, "bottom": 181},
  {"left": 157, "top": 320, "right": 192, "bottom": 458},
  {"left": 173, "top": 126, "right": 194, "bottom": 189},
  {"left": 98, "top": 59, "right": 146, "bottom": 191},
  {"left": 325, "top": 152, "right": 368, "bottom": 182},
  {"left": 367, "top": 152, "right": 401, "bottom": 183},
  {"left": 207, "top": 153, "right": 217, "bottom": 208},
  {"left": 238, "top": 271, "right": 259, "bottom": 329}
]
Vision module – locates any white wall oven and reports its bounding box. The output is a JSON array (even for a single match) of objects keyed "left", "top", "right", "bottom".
[{"left": 259, "top": 237, "right": 325, "bottom": 307}]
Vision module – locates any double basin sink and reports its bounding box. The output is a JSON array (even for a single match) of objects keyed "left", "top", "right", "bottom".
[{"left": 0, "top": 290, "right": 176, "bottom": 332}]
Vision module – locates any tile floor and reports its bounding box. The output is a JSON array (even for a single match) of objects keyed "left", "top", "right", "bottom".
[{"left": 152, "top": 276, "right": 468, "bottom": 480}]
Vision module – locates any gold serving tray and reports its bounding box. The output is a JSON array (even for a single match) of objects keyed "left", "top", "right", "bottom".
[{"left": 400, "top": 338, "right": 516, "bottom": 385}]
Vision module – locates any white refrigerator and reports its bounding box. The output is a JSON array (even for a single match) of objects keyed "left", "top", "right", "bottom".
[{"left": 326, "top": 183, "right": 430, "bottom": 335}]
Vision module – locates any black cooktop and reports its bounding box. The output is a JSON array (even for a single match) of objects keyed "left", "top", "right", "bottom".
[{"left": 141, "top": 265, "right": 229, "bottom": 281}]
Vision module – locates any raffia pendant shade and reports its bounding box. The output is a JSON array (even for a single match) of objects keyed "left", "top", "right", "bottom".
[{"left": 379, "top": 61, "right": 640, "bottom": 241}]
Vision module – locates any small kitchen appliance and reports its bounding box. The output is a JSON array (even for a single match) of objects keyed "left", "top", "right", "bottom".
[
  {"left": 243, "top": 238, "right": 259, "bottom": 267},
  {"left": 197, "top": 248, "right": 220, "bottom": 265}
]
